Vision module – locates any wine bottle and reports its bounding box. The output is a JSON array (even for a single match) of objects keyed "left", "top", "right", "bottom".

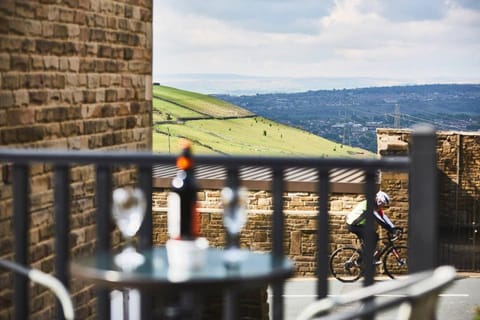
[{"left": 167, "top": 140, "right": 200, "bottom": 240}]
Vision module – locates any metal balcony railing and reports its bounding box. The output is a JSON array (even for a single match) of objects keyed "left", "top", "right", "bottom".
[{"left": 0, "top": 124, "right": 438, "bottom": 320}]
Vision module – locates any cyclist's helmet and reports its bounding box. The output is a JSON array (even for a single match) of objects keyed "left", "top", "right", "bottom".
[{"left": 376, "top": 191, "right": 390, "bottom": 206}]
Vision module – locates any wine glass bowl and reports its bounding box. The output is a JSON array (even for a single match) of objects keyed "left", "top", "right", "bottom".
[
  {"left": 221, "top": 186, "right": 248, "bottom": 265},
  {"left": 112, "top": 187, "right": 147, "bottom": 270}
]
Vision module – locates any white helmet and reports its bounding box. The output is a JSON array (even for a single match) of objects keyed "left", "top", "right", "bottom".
[{"left": 376, "top": 191, "right": 390, "bottom": 206}]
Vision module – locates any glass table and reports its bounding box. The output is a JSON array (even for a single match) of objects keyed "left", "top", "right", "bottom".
[{"left": 70, "top": 247, "right": 294, "bottom": 319}]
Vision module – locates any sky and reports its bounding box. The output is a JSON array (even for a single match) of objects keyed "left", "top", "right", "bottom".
[{"left": 152, "top": 0, "right": 480, "bottom": 94}]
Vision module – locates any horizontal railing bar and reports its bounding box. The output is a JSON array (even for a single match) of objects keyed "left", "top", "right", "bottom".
[{"left": 0, "top": 149, "right": 410, "bottom": 170}]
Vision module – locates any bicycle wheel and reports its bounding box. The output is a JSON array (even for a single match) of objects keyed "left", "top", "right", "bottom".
[
  {"left": 383, "top": 245, "right": 408, "bottom": 279},
  {"left": 329, "top": 246, "right": 363, "bottom": 282}
]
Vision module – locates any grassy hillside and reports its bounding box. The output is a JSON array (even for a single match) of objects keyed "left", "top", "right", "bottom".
[
  {"left": 152, "top": 85, "right": 374, "bottom": 158},
  {"left": 153, "top": 85, "right": 253, "bottom": 118}
]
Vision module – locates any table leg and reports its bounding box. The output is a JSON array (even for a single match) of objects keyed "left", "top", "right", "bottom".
[
  {"left": 162, "top": 291, "right": 203, "bottom": 320},
  {"left": 223, "top": 288, "right": 239, "bottom": 320},
  {"left": 123, "top": 289, "right": 129, "bottom": 320}
]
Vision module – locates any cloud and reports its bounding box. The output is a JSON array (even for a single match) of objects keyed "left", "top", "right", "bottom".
[
  {"left": 153, "top": 0, "right": 480, "bottom": 88},
  {"left": 356, "top": 0, "right": 448, "bottom": 22},
  {"left": 158, "top": 0, "right": 335, "bottom": 34}
]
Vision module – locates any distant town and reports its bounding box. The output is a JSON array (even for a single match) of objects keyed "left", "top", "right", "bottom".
[{"left": 216, "top": 84, "right": 480, "bottom": 152}]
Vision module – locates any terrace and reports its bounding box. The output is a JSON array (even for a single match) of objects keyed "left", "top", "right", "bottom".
[{"left": 0, "top": 124, "right": 449, "bottom": 320}]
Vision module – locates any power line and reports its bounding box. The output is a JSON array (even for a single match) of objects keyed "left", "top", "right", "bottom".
[
  {"left": 384, "top": 113, "right": 460, "bottom": 130},
  {"left": 394, "top": 104, "right": 400, "bottom": 128},
  {"left": 342, "top": 104, "right": 466, "bottom": 130}
]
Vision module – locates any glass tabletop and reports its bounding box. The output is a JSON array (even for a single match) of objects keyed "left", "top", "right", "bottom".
[{"left": 70, "top": 247, "right": 294, "bottom": 291}]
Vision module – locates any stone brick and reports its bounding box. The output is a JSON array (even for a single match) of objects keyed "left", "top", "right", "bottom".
[
  {"left": 82, "top": 90, "right": 96, "bottom": 103},
  {"left": 20, "top": 39, "right": 34, "bottom": 54},
  {"left": 105, "top": 89, "right": 117, "bottom": 102},
  {"left": 26, "top": 74, "right": 44, "bottom": 89},
  {"left": 53, "top": 24, "right": 69, "bottom": 38},
  {"left": 0, "top": 17, "right": 7, "bottom": 34},
  {"left": 0, "top": 1, "right": 15, "bottom": 15},
  {"left": 123, "top": 47, "right": 134, "bottom": 60},
  {"left": 29, "top": 91, "right": 48, "bottom": 104},
  {"left": 2, "top": 74, "right": 20, "bottom": 90},
  {"left": 0, "top": 91, "right": 14, "bottom": 107},
  {"left": 17, "top": 126, "right": 46, "bottom": 143},
  {"left": 36, "top": 106, "right": 69, "bottom": 122},
  {"left": 59, "top": 8, "right": 75, "bottom": 23},
  {"left": 99, "top": 74, "right": 111, "bottom": 87},
  {"left": 128, "top": 61, "right": 151, "bottom": 73},
  {"left": 31, "top": 56, "right": 43, "bottom": 70},
  {"left": 89, "top": 29, "right": 105, "bottom": 41},
  {"left": 0, "top": 53, "right": 10, "bottom": 71},
  {"left": 1, "top": 128, "right": 17, "bottom": 144},
  {"left": 52, "top": 74, "right": 65, "bottom": 88},
  {"left": 9, "top": 19, "right": 29, "bottom": 35},
  {"left": 98, "top": 45, "right": 112, "bottom": 58},
  {"left": 16, "top": 1, "right": 36, "bottom": 18},
  {"left": 7, "top": 108, "right": 35, "bottom": 125},
  {"left": 105, "top": 60, "right": 119, "bottom": 72},
  {"left": 96, "top": 89, "right": 105, "bottom": 103},
  {"left": 74, "top": 10, "right": 87, "bottom": 25},
  {"left": 79, "top": 59, "right": 95, "bottom": 72},
  {"left": 63, "top": 42, "right": 79, "bottom": 55},
  {"left": 87, "top": 74, "right": 98, "bottom": 88},
  {"left": 10, "top": 55, "right": 29, "bottom": 71},
  {"left": 36, "top": 39, "right": 63, "bottom": 55},
  {"left": 126, "top": 116, "right": 137, "bottom": 128},
  {"left": 44, "top": 56, "right": 59, "bottom": 70},
  {"left": 0, "top": 110, "right": 6, "bottom": 126},
  {"left": 42, "top": 23, "right": 54, "bottom": 38},
  {"left": 290, "top": 231, "right": 301, "bottom": 255},
  {"left": 68, "top": 57, "right": 80, "bottom": 72}
]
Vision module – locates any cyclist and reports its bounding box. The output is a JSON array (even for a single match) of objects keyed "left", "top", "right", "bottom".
[{"left": 346, "top": 191, "right": 399, "bottom": 261}]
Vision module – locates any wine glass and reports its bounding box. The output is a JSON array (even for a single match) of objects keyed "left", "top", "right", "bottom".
[
  {"left": 112, "top": 187, "right": 147, "bottom": 270},
  {"left": 221, "top": 186, "right": 248, "bottom": 266}
]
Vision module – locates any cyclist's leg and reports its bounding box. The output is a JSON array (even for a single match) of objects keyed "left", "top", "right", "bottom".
[
  {"left": 349, "top": 225, "right": 381, "bottom": 262},
  {"left": 348, "top": 224, "right": 365, "bottom": 265},
  {"left": 373, "top": 232, "right": 379, "bottom": 257},
  {"left": 348, "top": 224, "right": 365, "bottom": 247}
]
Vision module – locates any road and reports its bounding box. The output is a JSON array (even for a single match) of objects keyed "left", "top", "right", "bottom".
[
  {"left": 271, "top": 274, "right": 480, "bottom": 320},
  {"left": 114, "top": 274, "right": 479, "bottom": 319}
]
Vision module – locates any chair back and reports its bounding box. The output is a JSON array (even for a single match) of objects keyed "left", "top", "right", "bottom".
[
  {"left": 296, "top": 265, "right": 456, "bottom": 320},
  {"left": 0, "top": 259, "right": 75, "bottom": 320}
]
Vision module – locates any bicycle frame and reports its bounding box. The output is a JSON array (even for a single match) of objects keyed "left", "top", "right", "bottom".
[{"left": 329, "top": 228, "right": 407, "bottom": 282}]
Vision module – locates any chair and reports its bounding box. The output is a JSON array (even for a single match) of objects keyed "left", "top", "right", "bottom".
[
  {"left": 296, "top": 265, "right": 456, "bottom": 320},
  {"left": 0, "top": 259, "right": 75, "bottom": 320}
]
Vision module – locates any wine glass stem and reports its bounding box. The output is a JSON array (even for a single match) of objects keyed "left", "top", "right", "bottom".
[
  {"left": 227, "top": 232, "right": 240, "bottom": 249},
  {"left": 125, "top": 236, "right": 134, "bottom": 251}
]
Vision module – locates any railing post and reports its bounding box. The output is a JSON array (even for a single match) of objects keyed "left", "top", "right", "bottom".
[
  {"left": 223, "top": 167, "right": 241, "bottom": 320},
  {"left": 271, "top": 168, "right": 285, "bottom": 320},
  {"left": 13, "top": 164, "right": 29, "bottom": 320},
  {"left": 409, "top": 124, "right": 438, "bottom": 272},
  {"left": 54, "top": 165, "right": 70, "bottom": 320},
  {"left": 363, "top": 170, "right": 377, "bottom": 288},
  {"left": 316, "top": 169, "right": 329, "bottom": 299},
  {"left": 138, "top": 165, "right": 153, "bottom": 320},
  {"left": 138, "top": 165, "right": 153, "bottom": 250},
  {"left": 95, "top": 165, "right": 112, "bottom": 320}
]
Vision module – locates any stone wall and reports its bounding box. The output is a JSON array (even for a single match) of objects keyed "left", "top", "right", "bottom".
[
  {"left": 153, "top": 190, "right": 373, "bottom": 276},
  {"left": 0, "top": 1, "right": 152, "bottom": 319},
  {"left": 436, "top": 133, "right": 480, "bottom": 225},
  {"left": 152, "top": 129, "right": 480, "bottom": 277},
  {"left": 377, "top": 128, "right": 480, "bottom": 270}
]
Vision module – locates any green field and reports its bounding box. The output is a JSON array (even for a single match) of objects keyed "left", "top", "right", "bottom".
[
  {"left": 153, "top": 98, "right": 206, "bottom": 122},
  {"left": 153, "top": 85, "right": 252, "bottom": 118},
  {"left": 152, "top": 85, "right": 374, "bottom": 158}
]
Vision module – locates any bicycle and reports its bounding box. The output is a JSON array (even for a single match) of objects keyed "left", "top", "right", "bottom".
[{"left": 329, "top": 227, "right": 408, "bottom": 282}]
